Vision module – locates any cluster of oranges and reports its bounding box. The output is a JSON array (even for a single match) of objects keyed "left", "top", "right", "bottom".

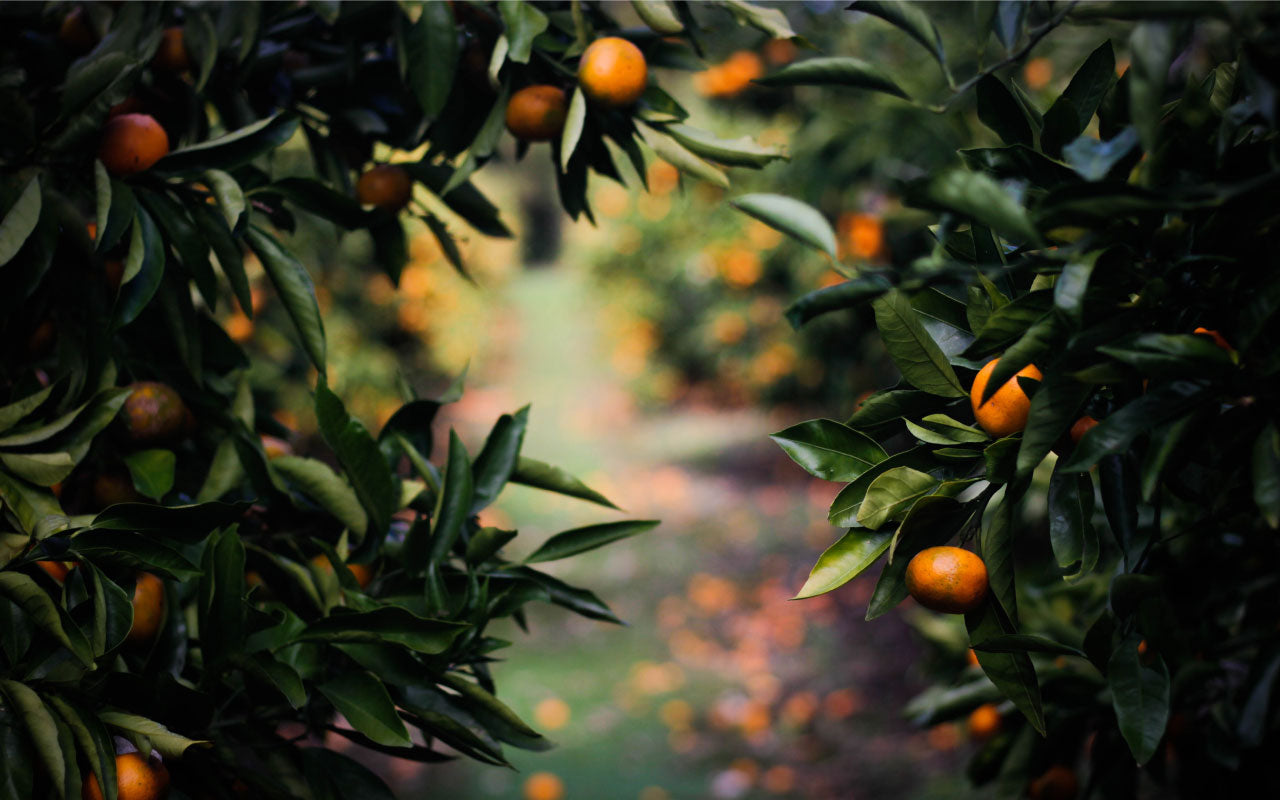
[
  {"left": 505, "top": 35, "right": 649, "bottom": 142},
  {"left": 693, "top": 40, "right": 796, "bottom": 98}
]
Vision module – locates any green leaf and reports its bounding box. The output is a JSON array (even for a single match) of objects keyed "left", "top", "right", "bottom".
[
  {"left": 188, "top": 202, "right": 251, "bottom": 315},
  {"left": 0, "top": 176, "right": 41, "bottom": 268},
  {"left": 847, "top": 389, "right": 948, "bottom": 430},
  {"left": 966, "top": 603, "right": 1046, "bottom": 735},
  {"left": 1097, "top": 333, "right": 1234, "bottom": 378},
  {"left": 498, "top": 0, "right": 548, "bottom": 63},
  {"left": 794, "top": 529, "right": 893, "bottom": 599},
  {"left": 784, "top": 274, "right": 894, "bottom": 329},
  {"left": 263, "top": 178, "right": 369, "bottom": 229},
  {"left": 509, "top": 566, "right": 622, "bottom": 624},
  {"left": 559, "top": 88, "right": 588, "bottom": 172},
  {"left": 1062, "top": 126, "right": 1141, "bottom": 181},
  {"left": 243, "top": 653, "right": 306, "bottom": 709},
  {"left": 980, "top": 491, "right": 1018, "bottom": 622},
  {"left": 639, "top": 126, "right": 729, "bottom": 189},
  {"left": 963, "top": 291, "right": 1054, "bottom": 359},
  {"left": 661, "top": 124, "right": 789, "bottom": 168},
  {"left": 0, "top": 708, "right": 35, "bottom": 800},
  {"left": 525, "top": 520, "right": 659, "bottom": 563},
  {"left": 904, "top": 414, "right": 988, "bottom": 445},
  {"left": 770, "top": 419, "right": 887, "bottom": 482},
  {"left": 0, "top": 385, "right": 54, "bottom": 435},
  {"left": 0, "top": 681, "right": 66, "bottom": 799},
  {"left": 1099, "top": 454, "right": 1144, "bottom": 571},
  {"left": 272, "top": 456, "right": 368, "bottom": 537},
  {"left": 873, "top": 290, "right": 966, "bottom": 398},
  {"left": 632, "top": 0, "right": 683, "bottom": 33},
  {"left": 405, "top": 1, "right": 458, "bottom": 117},
  {"left": 1108, "top": 633, "right": 1170, "bottom": 764},
  {"left": 1140, "top": 412, "right": 1197, "bottom": 502},
  {"left": 44, "top": 696, "right": 115, "bottom": 800},
  {"left": 116, "top": 207, "right": 165, "bottom": 325},
  {"left": 471, "top": 407, "right": 530, "bottom": 513},
  {"left": 87, "top": 501, "right": 246, "bottom": 535},
  {"left": 509, "top": 456, "right": 619, "bottom": 509},
  {"left": 314, "top": 380, "right": 394, "bottom": 544},
  {"left": 1042, "top": 40, "right": 1117, "bottom": 155},
  {"left": 0, "top": 452, "right": 76, "bottom": 487},
  {"left": 972, "top": 633, "right": 1086, "bottom": 658},
  {"left": 976, "top": 75, "right": 1034, "bottom": 147},
  {"left": 756, "top": 57, "right": 911, "bottom": 101},
  {"left": 246, "top": 226, "right": 326, "bottom": 373},
  {"left": 426, "top": 431, "right": 473, "bottom": 568},
  {"left": 1048, "top": 466, "right": 1097, "bottom": 578},
  {"left": 1128, "top": 21, "right": 1175, "bottom": 154},
  {"left": 437, "top": 673, "right": 551, "bottom": 750},
  {"left": 828, "top": 447, "right": 939, "bottom": 527},
  {"left": 1059, "top": 381, "right": 1211, "bottom": 472},
  {"left": 97, "top": 711, "right": 212, "bottom": 759},
  {"left": 910, "top": 169, "right": 1039, "bottom": 245},
  {"left": 297, "top": 607, "right": 469, "bottom": 654},
  {"left": 1252, "top": 423, "right": 1280, "bottom": 529},
  {"left": 153, "top": 113, "right": 301, "bottom": 176},
  {"left": 121, "top": 449, "right": 175, "bottom": 501},
  {"left": 203, "top": 169, "right": 245, "bottom": 229},
  {"left": 857, "top": 467, "right": 938, "bottom": 530},
  {"left": 855, "top": 1, "right": 947, "bottom": 75},
  {"left": 711, "top": 0, "right": 798, "bottom": 38},
  {"left": 466, "top": 527, "right": 518, "bottom": 565},
  {"left": 0, "top": 573, "right": 93, "bottom": 666}
]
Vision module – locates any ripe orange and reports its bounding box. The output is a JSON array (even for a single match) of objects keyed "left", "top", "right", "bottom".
[
  {"left": 1193, "top": 326, "right": 1233, "bottom": 353},
  {"left": 121, "top": 381, "right": 189, "bottom": 445},
  {"left": 578, "top": 37, "right": 648, "bottom": 108},
  {"left": 58, "top": 7, "right": 96, "bottom": 54},
  {"left": 967, "top": 703, "right": 1002, "bottom": 740},
  {"left": 37, "top": 560, "right": 73, "bottom": 582},
  {"left": 970, "top": 359, "right": 1042, "bottom": 437},
  {"left": 153, "top": 27, "right": 190, "bottom": 73},
  {"left": 1027, "top": 765, "right": 1078, "bottom": 800},
  {"left": 904, "top": 546, "right": 989, "bottom": 614},
  {"left": 966, "top": 647, "right": 980, "bottom": 667},
  {"left": 505, "top": 85, "right": 569, "bottom": 141},
  {"left": 311, "top": 554, "right": 374, "bottom": 589},
  {"left": 523, "top": 772, "right": 564, "bottom": 800},
  {"left": 82, "top": 752, "right": 169, "bottom": 800},
  {"left": 127, "top": 572, "right": 165, "bottom": 645},
  {"left": 99, "top": 114, "right": 170, "bottom": 176},
  {"left": 260, "top": 434, "right": 293, "bottom": 459},
  {"left": 355, "top": 165, "right": 413, "bottom": 211},
  {"left": 92, "top": 469, "right": 145, "bottom": 508},
  {"left": 1069, "top": 415, "right": 1098, "bottom": 445}
]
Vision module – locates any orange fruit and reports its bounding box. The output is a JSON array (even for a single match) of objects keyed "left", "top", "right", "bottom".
[
  {"left": 1023, "top": 57, "right": 1054, "bottom": 91},
  {"left": 58, "top": 7, "right": 96, "bottom": 54},
  {"left": 104, "top": 259, "right": 125, "bottom": 292},
  {"left": 153, "top": 27, "right": 190, "bottom": 73},
  {"left": 92, "top": 469, "right": 145, "bottom": 508},
  {"left": 578, "top": 37, "right": 647, "bottom": 108},
  {"left": 355, "top": 165, "right": 413, "bottom": 211},
  {"left": 99, "top": 114, "right": 170, "bottom": 176},
  {"left": 967, "top": 703, "right": 1002, "bottom": 740},
  {"left": 1027, "top": 765, "right": 1078, "bottom": 800},
  {"left": 311, "top": 555, "right": 374, "bottom": 589},
  {"left": 970, "top": 359, "right": 1042, "bottom": 437},
  {"left": 82, "top": 752, "right": 169, "bottom": 800},
  {"left": 1193, "top": 326, "right": 1233, "bottom": 353},
  {"left": 121, "top": 381, "right": 189, "bottom": 445},
  {"left": 1069, "top": 415, "right": 1098, "bottom": 445},
  {"left": 904, "top": 546, "right": 989, "bottom": 614},
  {"left": 505, "top": 85, "right": 569, "bottom": 141},
  {"left": 966, "top": 647, "right": 980, "bottom": 667},
  {"left": 127, "top": 572, "right": 165, "bottom": 645},
  {"left": 260, "top": 434, "right": 292, "bottom": 459},
  {"left": 523, "top": 772, "right": 564, "bottom": 800},
  {"left": 37, "top": 560, "right": 72, "bottom": 582}
]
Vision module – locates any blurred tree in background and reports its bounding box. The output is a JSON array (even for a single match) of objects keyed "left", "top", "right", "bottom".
[
  {"left": 0, "top": 1, "right": 795, "bottom": 798},
  {"left": 748, "top": 1, "right": 1280, "bottom": 798}
]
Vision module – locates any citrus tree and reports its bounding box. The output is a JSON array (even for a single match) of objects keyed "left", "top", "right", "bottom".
[
  {"left": 0, "top": 2, "right": 791, "bottom": 798},
  {"left": 740, "top": 1, "right": 1280, "bottom": 797}
]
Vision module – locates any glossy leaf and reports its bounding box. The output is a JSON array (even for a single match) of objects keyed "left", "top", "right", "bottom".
[
  {"left": 795, "top": 529, "right": 893, "bottom": 599},
  {"left": 509, "top": 456, "right": 619, "bottom": 509},
  {"left": 662, "top": 124, "right": 788, "bottom": 168},
  {"left": 756, "top": 57, "right": 911, "bottom": 101},
  {"left": 317, "top": 672, "right": 411, "bottom": 748},
  {"left": 272, "top": 456, "right": 368, "bottom": 537},
  {"left": 472, "top": 407, "right": 530, "bottom": 513},
  {"left": 1048, "top": 467, "right": 1097, "bottom": 577},
  {"left": 153, "top": 114, "right": 301, "bottom": 176},
  {"left": 1059, "top": 381, "right": 1211, "bottom": 471},
  {"left": 525, "top": 520, "right": 659, "bottom": 563},
  {"left": 873, "top": 290, "right": 966, "bottom": 398},
  {"left": 246, "top": 227, "right": 326, "bottom": 373},
  {"left": 122, "top": 449, "right": 175, "bottom": 501},
  {"left": 0, "top": 681, "right": 66, "bottom": 799},
  {"left": 770, "top": 419, "right": 888, "bottom": 482},
  {"left": 426, "top": 431, "right": 473, "bottom": 568},
  {"left": 559, "top": 88, "right": 587, "bottom": 171},
  {"left": 866, "top": 495, "right": 971, "bottom": 619},
  {"left": 405, "top": 1, "right": 457, "bottom": 117},
  {"left": 315, "top": 379, "right": 394, "bottom": 544},
  {"left": 297, "top": 607, "right": 469, "bottom": 654},
  {"left": 498, "top": 0, "right": 548, "bottom": 63},
  {"left": 910, "top": 169, "right": 1039, "bottom": 244},
  {"left": 857, "top": 467, "right": 939, "bottom": 530},
  {"left": 966, "top": 603, "right": 1046, "bottom": 735},
  {"left": 855, "top": 1, "right": 947, "bottom": 72},
  {"left": 0, "top": 176, "right": 41, "bottom": 268},
  {"left": 1108, "top": 633, "right": 1170, "bottom": 764}
]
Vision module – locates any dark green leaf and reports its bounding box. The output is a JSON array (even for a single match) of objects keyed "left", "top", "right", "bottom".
[
  {"left": 425, "top": 431, "right": 473, "bottom": 568},
  {"left": 1060, "top": 381, "right": 1211, "bottom": 471},
  {"left": 866, "top": 495, "right": 972, "bottom": 619},
  {"left": 794, "top": 529, "right": 892, "bottom": 599},
  {"left": 855, "top": 1, "right": 947, "bottom": 73},
  {"left": 909, "top": 170, "right": 1039, "bottom": 244},
  {"left": 471, "top": 407, "right": 530, "bottom": 513},
  {"left": 873, "top": 290, "right": 966, "bottom": 397},
  {"left": 784, "top": 274, "right": 893, "bottom": 329},
  {"left": 976, "top": 75, "right": 1034, "bottom": 147},
  {"left": 153, "top": 114, "right": 301, "bottom": 176},
  {"left": 314, "top": 380, "right": 394, "bottom": 545},
  {"left": 525, "top": 520, "right": 659, "bottom": 563},
  {"left": 317, "top": 672, "right": 411, "bottom": 748},
  {"left": 509, "top": 456, "right": 619, "bottom": 509},
  {"left": 1252, "top": 422, "right": 1280, "bottom": 529},
  {"left": 1108, "top": 633, "right": 1170, "bottom": 764},
  {"left": 756, "top": 57, "right": 912, "bottom": 101},
  {"left": 245, "top": 226, "right": 326, "bottom": 373},
  {"left": 770, "top": 419, "right": 887, "bottom": 482},
  {"left": 1048, "top": 467, "right": 1097, "bottom": 578},
  {"left": 966, "top": 603, "right": 1046, "bottom": 734},
  {"left": 405, "top": 1, "right": 458, "bottom": 117},
  {"left": 272, "top": 456, "right": 368, "bottom": 537},
  {"left": 298, "top": 608, "right": 469, "bottom": 654},
  {"left": 972, "top": 633, "right": 1086, "bottom": 657},
  {"left": 498, "top": 0, "right": 548, "bottom": 63},
  {"left": 0, "top": 177, "right": 41, "bottom": 268}
]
